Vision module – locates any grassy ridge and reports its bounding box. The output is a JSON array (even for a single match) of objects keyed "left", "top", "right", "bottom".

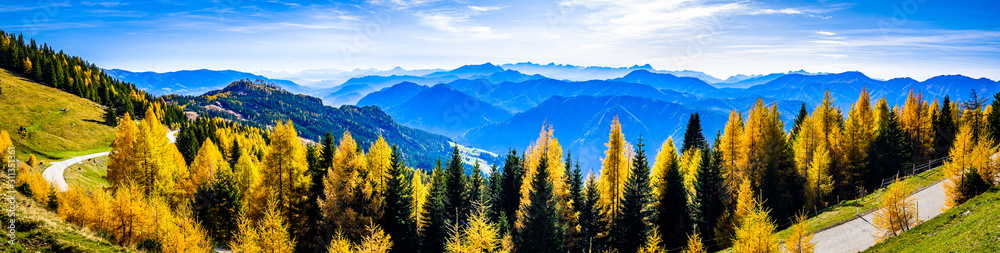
[
  {"left": 864, "top": 187, "right": 1000, "bottom": 252},
  {"left": 0, "top": 68, "right": 115, "bottom": 161}
]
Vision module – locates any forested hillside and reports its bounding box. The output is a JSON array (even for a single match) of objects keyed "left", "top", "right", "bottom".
[{"left": 166, "top": 79, "right": 461, "bottom": 169}]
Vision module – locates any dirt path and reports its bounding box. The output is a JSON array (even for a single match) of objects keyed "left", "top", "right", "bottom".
[
  {"left": 811, "top": 181, "right": 946, "bottom": 253},
  {"left": 41, "top": 130, "right": 178, "bottom": 192}
]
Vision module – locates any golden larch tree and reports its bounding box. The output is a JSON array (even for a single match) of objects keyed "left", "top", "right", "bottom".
[
  {"left": 784, "top": 215, "right": 815, "bottom": 253},
  {"left": 873, "top": 178, "right": 919, "bottom": 240},
  {"left": 651, "top": 137, "right": 679, "bottom": 200},
  {"left": 107, "top": 112, "right": 139, "bottom": 192},
  {"left": 261, "top": 120, "right": 312, "bottom": 230},
  {"left": 732, "top": 194, "right": 779, "bottom": 253},
  {"left": 721, "top": 110, "right": 745, "bottom": 195},
  {"left": 598, "top": 116, "right": 632, "bottom": 223},
  {"left": 320, "top": 130, "right": 377, "bottom": 241}
]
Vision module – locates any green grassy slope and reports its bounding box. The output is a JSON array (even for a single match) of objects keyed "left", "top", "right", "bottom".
[
  {"left": 864, "top": 187, "right": 1000, "bottom": 252},
  {"left": 0, "top": 68, "right": 115, "bottom": 161},
  {"left": 64, "top": 156, "right": 111, "bottom": 193}
]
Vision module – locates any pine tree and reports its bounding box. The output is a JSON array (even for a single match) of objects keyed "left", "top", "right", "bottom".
[
  {"left": 933, "top": 96, "right": 956, "bottom": 158},
  {"left": 381, "top": 145, "right": 417, "bottom": 253},
  {"left": 699, "top": 137, "right": 728, "bottom": 245},
  {"left": 792, "top": 103, "right": 809, "bottom": 139},
  {"left": 192, "top": 168, "right": 242, "bottom": 243},
  {"left": 322, "top": 131, "right": 335, "bottom": 170},
  {"left": 515, "top": 154, "right": 561, "bottom": 253},
  {"left": 900, "top": 89, "right": 935, "bottom": 164},
  {"left": 867, "top": 104, "right": 912, "bottom": 191},
  {"left": 614, "top": 136, "right": 653, "bottom": 253},
  {"left": 445, "top": 145, "right": 468, "bottom": 225},
  {"left": 654, "top": 139, "right": 690, "bottom": 249},
  {"left": 422, "top": 159, "right": 449, "bottom": 253},
  {"left": 721, "top": 110, "right": 745, "bottom": 197},
  {"left": 579, "top": 176, "right": 609, "bottom": 252},
  {"left": 682, "top": 113, "right": 707, "bottom": 152},
  {"left": 988, "top": 92, "right": 1000, "bottom": 143},
  {"left": 470, "top": 160, "right": 485, "bottom": 204},
  {"left": 497, "top": 149, "right": 523, "bottom": 234}
]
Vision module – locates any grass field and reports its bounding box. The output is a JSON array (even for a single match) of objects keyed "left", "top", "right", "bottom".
[
  {"left": 63, "top": 156, "right": 111, "bottom": 193},
  {"left": 772, "top": 166, "right": 945, "bottom": 241},
  {"left": 864, "top": 186, "right": 1000, "bottom": 252},
  {"left": 0, "top": 191, "right": 132, "bottom": 252},
  {"left": 0, "top": 68, "right": 115, "bottom": 162}
]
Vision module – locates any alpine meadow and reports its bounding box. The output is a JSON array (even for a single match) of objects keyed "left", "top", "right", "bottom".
[{"left": 0, "top": 1, "right": 998, "bottom": 253}]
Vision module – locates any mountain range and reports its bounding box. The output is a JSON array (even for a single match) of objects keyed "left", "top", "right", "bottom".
[
  {"left": 103, "top": 69, "right": 310, "bottom": 96},
  {"left": 121, "top": 63, "right": 998, "bottom": 173}
]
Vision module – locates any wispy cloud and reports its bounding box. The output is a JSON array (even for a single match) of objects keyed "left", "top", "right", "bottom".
[
  {"left": 81, "top": 1, "right": 126, "bottom": 8},
  {"left": 414, "top": 5, "right": 507, "bottom": 40},
  {"left": 817, "top": 31, "right": 836, "bottom": 36}
]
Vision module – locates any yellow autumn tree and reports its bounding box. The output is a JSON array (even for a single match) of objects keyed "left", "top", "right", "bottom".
[
  {"left": 651, "top": 137, "right": 679, "bottom": 200},
  {"left": 598, "top": 116, "right": 633, "bottom": 222},
  {"left": 411, "top": 170, "right": 429, "bottom": 233},
  {"left": 231, "top": 197, "right": 296, "bottom": 253},
  {"left": 680, "top": 148, "right": 702, "bottom": 204},
  {"left": 734, "top": 178, "right": 755, "bottom": 223},
  {"left": 261, "top": 120, "right": 312, "bottom": 231},
  {"left": 842, "top": 88, "right": 877, "bottom": 193},
  {"left": 784, "top": 215, "right": 815, "bottom": 253},
  {"left": 900, "top": 89, "right": 935, "bottom": 162},
  {"left": 233, "top": 150, "right": 265, "bottom": 221},
  {"left": 187, "top": 138, "right": 229, "bottom": 192},
  {"left": 367, "top": 135, "right": 392, "bottom": 194},
  {"left": 732, "top": 194, "right": 779, "bottom": 253},
  {"left": 721, "top": 110, "right": 745, "bottom": 195},
  {"left": 682, "top": 231, "right": 705, "bottom": 253},
  {"left": 638, "top": 227, "right": 664, "bottom": 253},
  {"left": 445, "top": 203, "right": 509, "bottom": 253},
  {"left": 26, "top": 154, "right": 37, "bottom": 168},
  {"left": 515, "top": 123, "right": 574, "bottom": 237},
  {"left": 873, "top": 178, "right": 919, "bottom": 240},
  {"left": 805, "top": 143, "right": 833, "bottom": 208},
  {"left": 320, "top": 130, "right": 377, "bottom": 241},
  {"left": 328, "top": 222, "right": 394, "bottom": 253},
  {"left": 944, "top": 123, "right": 975, "bottom": 208},
  {"left": 107, "top": 112, "right": 139, "bottom": 192}
]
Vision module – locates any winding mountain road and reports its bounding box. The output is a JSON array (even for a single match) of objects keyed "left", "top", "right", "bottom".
[
  {"left": 811, "top": 180, "right": 947, "bottom": 253},
  {"left": 41, "top": 130, "right": 178, "bottom": 192}
]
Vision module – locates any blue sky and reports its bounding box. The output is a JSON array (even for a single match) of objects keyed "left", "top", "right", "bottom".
[{"left": 1, "top": 0, "right": 998, "bottom": 81}]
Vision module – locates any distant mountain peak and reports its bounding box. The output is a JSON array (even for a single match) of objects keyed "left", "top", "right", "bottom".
[{"left": 222, "top": 79, "right": 285, "bottom": 94}]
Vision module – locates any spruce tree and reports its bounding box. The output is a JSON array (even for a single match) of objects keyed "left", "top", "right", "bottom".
[
  {"left": 192, "top": 169, "right": 242, "bottom": 243},
  {"left": 987, "top": 92, "right": 1000, "bottom": 143},
  {"left": 867, "top": 108, "right": 913, "bottom": 190},
  {"left": 791, "top": 102, "right": 809, "bottom": 138},
  {"left": 498, "top": 149, "right": 523, "bottom": 234},
  {"left": 614, "top": 136, "right": 653, "bottom": 252},
  {"left": 682, "top": 113, "right": 707, "bottom": 152},
  {"left": 382, "top": 145, "right": 416, "bottom": 253},
  {"left": 444, "top": 145, "right": 468, "bottom": 224},
  {"left": 656, "top": 141, "right": 691, "bottom": 249},
  {"left": 933, "top": 96, "right": 956, "bottom": 158},
  {"left": 321, "top": 131, "right": 335, "bottom": 170},
  {"left": 700, "top": 141, "right": 728, "bottom": 251},
  {"left": 579, "top": 176, "right": 609, "bottom": 252},
  {"left": 422, "top": 159, "right": 448, "bottom": 253},
  {"left": 469, "top": 160, "right": 484, "bottom": 204},
  {"left": 516, "top": 154, "right": 562, "bottom": 253}
]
